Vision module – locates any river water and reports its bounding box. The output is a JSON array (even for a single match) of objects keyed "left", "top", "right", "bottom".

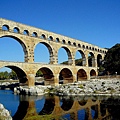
[{"left": 0, "top": 90, "right": 120, "bottom": 120}]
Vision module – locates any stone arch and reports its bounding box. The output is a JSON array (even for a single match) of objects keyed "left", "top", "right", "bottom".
[
  {"left": 97, "top": 54, "right": 102, "bottom": 67},
  {"left": 23, "top": 30, "right": 29, "bottom": 36},
  {"left": 59, "top": 68, "right": 73, "bottom": 84},
  {"left": 77, "top": 69, "right": 87, "bottom": 81},
  {"left": 73, "top": 42, "right": 76, "bottom": 47},
  {"left": 58, "top": 46, "right": 72, "bottom": 65},
  {"left": 32, "top": 32, "right": 38, "bottom": 37},
  {"left": 88, "top": 52, "right": 95, "bottom": 67},
  {"left": 90, "top": 69, "right": 96, "bottom": 78},
  {"left": 92, "top": 47, "right": 95, "bottom": 51},
  {"left": 0, "top": 65, "right": 28, "bottom": 85},
  {"left": 2, "top": 24, "right": 9, "bottom": 31},
  {"left": 40, "top": 34, "right": 46, "bottom": 39},
  {"left": 75, "top": 49, "right": 86, "bottom": 66},
  {"left": 68, "top": 41, "right": 71, "bottom": 45},
  {"left": 62, "top": 39, "right": 66, "bottom": 44},
  {"left": 82, "top": 45, "right": 85, "bottom": 49},
  {"left": 56, "top": 38, "right": 60, "bottom": 42},
  {"left": 34, "top": 42, "right": 54, "bottom": 64},
  {"left": 48, "top": 36, "right": 53, "bottom": 41},
  {"left": 36, "top": 67, "right": 54, "bottom": 85},
  {"left": 13, "top": 27, "right": 20, "bottom": 33},
  {"left": 86, "top": 46, "right": 89, "bottom": 49},
  {"left": 0, "top": 35, "right": 28, "bottom": 62},
  {"left": 78, "top": 44, "right": 81, "bottom": 47}
]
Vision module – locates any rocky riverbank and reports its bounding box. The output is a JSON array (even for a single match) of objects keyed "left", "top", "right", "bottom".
[
  {"left": 0, "top": 103, "right": 12, "bottom": 120},
  {"left": 13, "top": 78, "right": 120, "bottom": 96},
  {"left": 51, "top": 78, "right": 120, "bottom": 96}
]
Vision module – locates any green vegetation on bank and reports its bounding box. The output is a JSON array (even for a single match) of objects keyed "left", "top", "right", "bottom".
[
  {"left": 0, "top": 70, "right": 17, "bottom": 80},
  {"left": 103, "top": 43, "right": 120, "bottom": 75}
]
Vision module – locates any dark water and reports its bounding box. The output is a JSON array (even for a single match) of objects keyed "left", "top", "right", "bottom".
[{"left": 0, "top": 90, "right": 120, "bottom": 120}]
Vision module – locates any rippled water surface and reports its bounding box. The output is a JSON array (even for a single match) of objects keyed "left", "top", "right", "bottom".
[{"left": 0, "top": 90, "right": 120, "bottom": 120}]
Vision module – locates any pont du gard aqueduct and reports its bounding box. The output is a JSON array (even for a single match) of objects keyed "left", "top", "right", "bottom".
[{"left": 0, "top": 18, "right": 107, "bottom": 87}]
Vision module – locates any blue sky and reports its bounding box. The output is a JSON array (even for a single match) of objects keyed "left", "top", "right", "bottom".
[{"left": 0, "top": 0, "right": 120, "bottom": 71}]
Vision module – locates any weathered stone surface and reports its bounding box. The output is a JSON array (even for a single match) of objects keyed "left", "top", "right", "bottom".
[
  {"left": 0, "top": 18, "right": 107, "bottom": 87},
  {"left": 0, "top": 103, "right": 12, "bottom": 120}
]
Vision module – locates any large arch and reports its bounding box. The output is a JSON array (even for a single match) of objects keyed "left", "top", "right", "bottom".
[
  {"left": 77, "top": 69, "right": 87, "bottom": 81},
  {"left": 59, "top": 68, "right": 73, "bottom": 84},
  {"left": 0, "top": 35, "right": 28, "bottom": 62},
  {"left": 88, "top": 52, "right": 95, "bottom": 67},
  {"left": 34, "top": 42, "right": 54, "bottom": 64},
  {"left": 0, "top": 65, "right": 28, "bottom": 84},
  {"left": 36, "top": 67, "right": 54, "bottom": 85},
  {"left": 75, "top": 50, "right": 86, "bottom": 66},
  {"left": 58, "top": 46, "right": 72, "bottom": 65}
]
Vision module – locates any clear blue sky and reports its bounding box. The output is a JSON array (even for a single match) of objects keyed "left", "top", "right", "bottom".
[{"left": 0, "top": 0, "right": 120, "bottom": 71}]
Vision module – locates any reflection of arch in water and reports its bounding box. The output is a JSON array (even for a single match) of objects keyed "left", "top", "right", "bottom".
[
  {"left": 60, "top": 98, "right": 74, "bottom": 111},
  {"left": 13, "top": 101, "right": 29, "bottom": 120},
  {"left": 39, "top": 96, "right": 55, "bottom": 115},
  {"left": 78, "top": 100, "right": 87, "bottom": 106},
  {"left": 100, "top": 103, "right": 106, "bottom": 116},
  {"left": 35, "top": 97, "right": 45, "bottom": 113},
  {"left": 91, "top": 105, "right": 98, "bottom": 119}
]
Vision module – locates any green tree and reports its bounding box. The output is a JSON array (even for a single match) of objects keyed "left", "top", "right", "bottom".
[
  {"left": 0, "top": 71, "right": 9, "bottom": 80},
  {"left": 103, "top": 43, "right": 120, "bottom": 75},
  {"left": 36, "top": 70, "right": 43, "bottom": 77},
  {"left": 9, "top": 70, "right": 18, "bottom": 80}
]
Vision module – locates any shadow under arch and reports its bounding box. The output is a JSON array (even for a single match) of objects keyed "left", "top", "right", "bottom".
[
  {"left": 36, "top": 67, "right": 54, "bottom": 85},
  {"left": 0, "top": 35, "right": 28, "bottom": 62},
  {"left": 58, "top": 46, "right": 72, "bottom": 65},
  {"left": 60, "top": 98, "right": 74, "bottom": 111},
  {"left": 78, "top": 100, "right": 87, "bottom": 106},
  {"left": 39, "top": 96, "right": 55, "bottom": 115},
  {"left": 90, "top": 69, "right": 96, "bottom": 79},
  {"left": 59, "top": 68, "right": 73, "bottom": 84},
  {"left": 34, "top": 42, "right": 54, "bottom": 64},
  {"left": 77, "top": 69, "right": 87, "bottom": 81},
  {"left": 4, "top": 65, "right": 28, "bottom": 84}
]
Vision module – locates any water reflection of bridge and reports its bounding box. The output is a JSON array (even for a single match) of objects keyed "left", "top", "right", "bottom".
[{"left": 13, "top": 95, "right": 112, "bottom": 120}]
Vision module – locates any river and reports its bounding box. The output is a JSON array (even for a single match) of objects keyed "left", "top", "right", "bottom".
[{"left": 0, "top": 90, "right": 120, "bottom": 120}]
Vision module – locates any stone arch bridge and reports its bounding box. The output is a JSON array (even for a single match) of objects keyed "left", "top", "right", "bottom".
[{"left": 0, "top": 18, "right": 107, "bottom": 86}]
